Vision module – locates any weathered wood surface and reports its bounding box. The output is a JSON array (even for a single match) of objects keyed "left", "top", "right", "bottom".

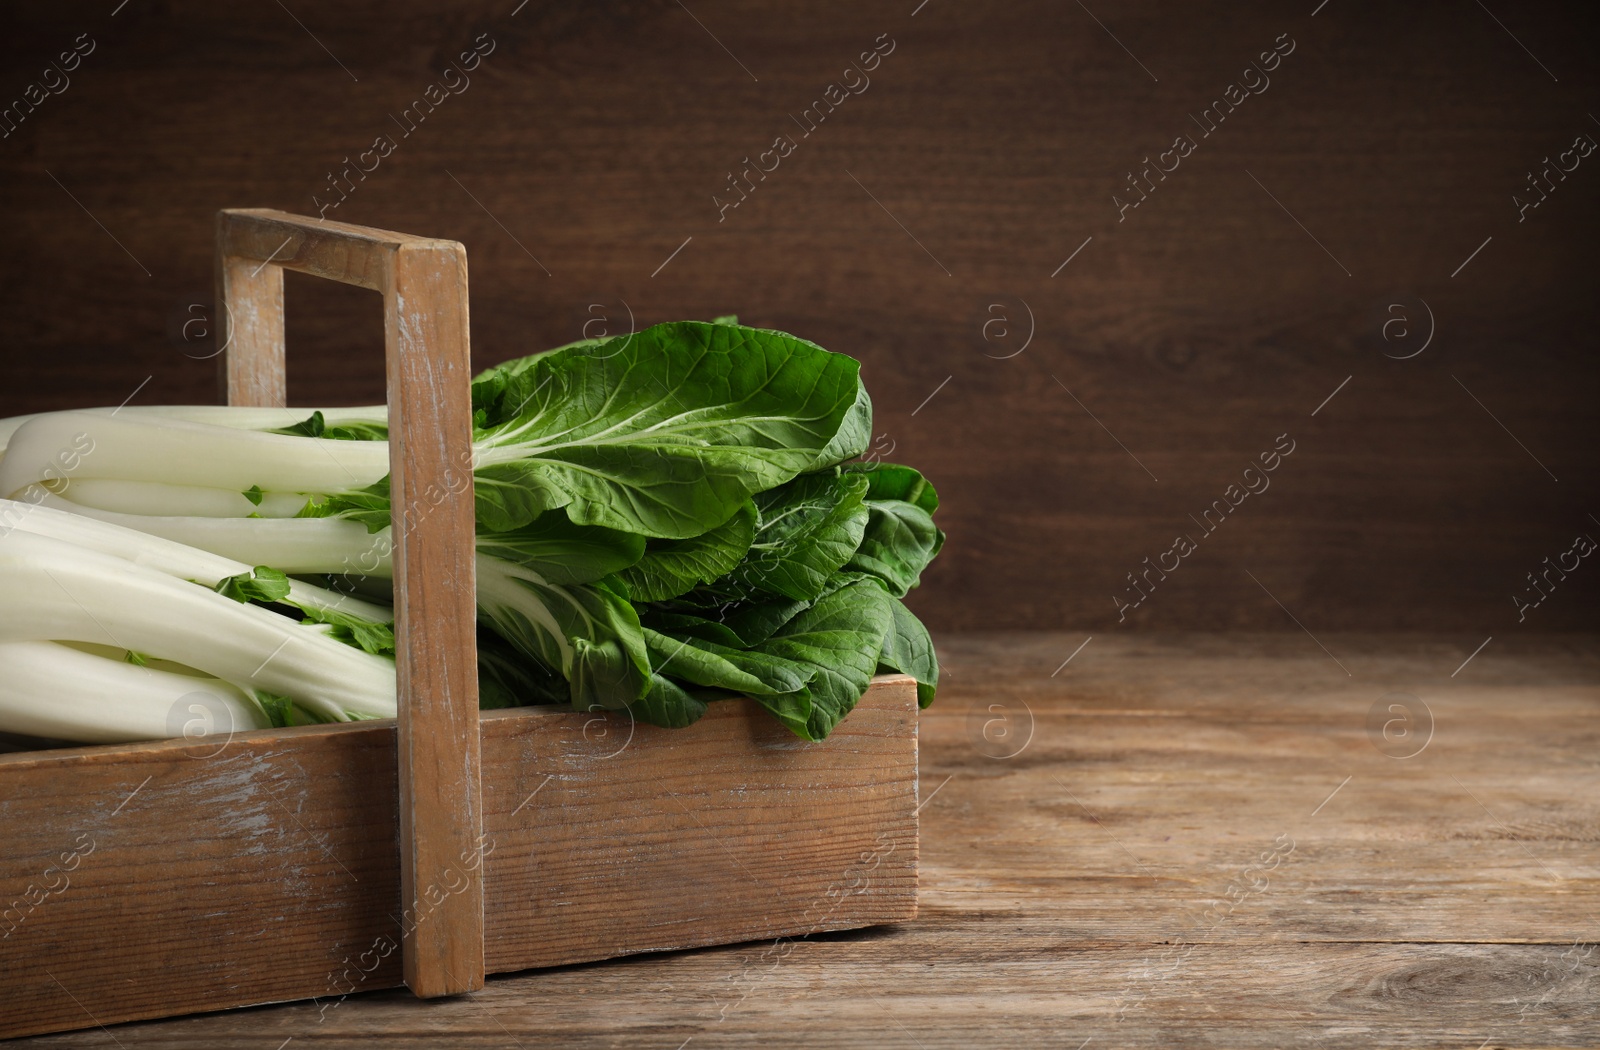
[
  {"left": 2, "top": 1, "right": 1597, "bottom": 634},
  {"left": 0, "top": 677, "right": 919, "bottom": 1040},
  {"left": 218, "top": 208, "right": 485, "bottom": 998},
  {"left": 480, "top": 674, "right": 918, "bottom": 973},
  {"left": 6, "top": 633, "right": 1590, "bottom": 1049}
]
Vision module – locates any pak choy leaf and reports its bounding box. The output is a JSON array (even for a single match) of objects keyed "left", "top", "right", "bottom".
[
  {"left": 840, "top": 463, "right": 944, "bottom": 597},
  {"left": 476, "top": 628, "right": 567, "bottom": 710},
  {"left": 474, "top": 512, "right": 647, "bottom": 586},
  {"left": 469, "top": 321, "right": 863, "bottom": 537},
  {"left": 298, "top": 605, "right": 396, "bottom": 657},
  {"left": 689, "top": 471, "right": 870, "bottom": 604},
  {"left": 317, "top": 478, "right": 393, "bottom": 533},
  {"left": 614, "top": 501, "right": 756, "bottom": 602},
  {"left": 805, "top": 380, "right": 872, "bottom": 471},
  {"left": 638, "top": 594, "right": 811, "bottom": 650},
  {"left": 273, "top": 411, "right": 388, "bottom": 441},
  {"left": 213, "top": 565, "right": 293, "bottom": 604},
  {"left": 878, "top": 597, "right": 939, "bottom": 708},
  {"left": 475, "top": 555, "right": 652, "bottom": 714},
  {"left": 751, "top": 572, "right": 897, "bottom": 741}
]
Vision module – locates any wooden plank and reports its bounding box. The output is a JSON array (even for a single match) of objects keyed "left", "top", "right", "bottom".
[
  {"left": 213, "top": 225, "right": 284, "bottom": 406},
  {"left": 0, "top": 720, "right": 404, "bottom": 1040},
  {"left": 215, "top": 209, "right": 483, "bottom": 999},
  {"left": 5, "top": 634, "right": 1587, "bottom": 1049},
  {"left": 479, "top": 673, "right": 919, "bottom": 972},
  {"left": 0, "top": 677, "right": 918, "bottom": 1040},
  {"left": 382, "top": 235, "right": 482, "bottom": 1000}
]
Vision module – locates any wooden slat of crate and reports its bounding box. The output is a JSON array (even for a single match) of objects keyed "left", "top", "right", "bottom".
[
  {"left": 482, "top": 675, "right": 919, "bottom": 972},
  {"left": 0, "top": 676, "right": 917, "bottom": 1040}
]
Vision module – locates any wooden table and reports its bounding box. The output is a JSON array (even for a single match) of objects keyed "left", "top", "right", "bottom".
[{"left": 11, "top": 633, "right": 1597, "bottom": 1048}]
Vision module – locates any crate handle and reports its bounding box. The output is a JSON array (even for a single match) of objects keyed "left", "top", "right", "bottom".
[{"left": 215, "top": 209, "right": 484, "bottom": 999}]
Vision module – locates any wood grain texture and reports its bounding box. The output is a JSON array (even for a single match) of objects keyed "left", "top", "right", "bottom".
[
  {"left": 215, "top": 209, "right": 485, "bottom": 998},
  {"left": 479, "top": 674, "right": 919, "bottom": 973},
  {"left": 382, "top": 233, "right": 482, "bottom": 1000},
  {"left": 3, "top": 634, "right": 1589, "bottom": 1049},
  {"left": 2, "top": 0, "right": 1598, "bottom": 634},
  {"left": 0, "top": 676, "right": 917, "bottom": 1040}
]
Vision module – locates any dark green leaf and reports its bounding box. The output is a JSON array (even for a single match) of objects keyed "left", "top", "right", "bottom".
[
  {"left": 878, "top": 598, "right": 938, "bottom": 708},
  {"left": 749, "top": 574, "right": 896, "bottom": 740},
  {"left": 842, "top": 461, "right": 939, "bottom": 513},
  {"left": 706, "top": 472, "right": 870, "bottom": 602},
  {"left": 615, "top": 502, "right": 756, "bottom": 602},
  {"left": 476, "top": 558, "right": 652, "bottom": 713},
  {"left": 477, "top": 630, "right": 566, "bottom": 709},
  {"left": 641, "top": 594, "right": 811, "bottom": 649},
  {"left": 847, "top": 499, "right": 944, "bottom": 597},
  {"left": 806, "top": 380, "right": 872, "bottom": 470},
  {"left": 271, "top": 411, "right": 387, "bottom": 441},
  {"left": 241, "top": 485, "right": 264, "bottom": 506},
  {"left": 629, "top": 673, "right": 709, "bottom": 729}
]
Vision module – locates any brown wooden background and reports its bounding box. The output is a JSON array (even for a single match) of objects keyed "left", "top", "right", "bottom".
[{"left": 1, "top": 0, "right": 1596, "bottom": 635}]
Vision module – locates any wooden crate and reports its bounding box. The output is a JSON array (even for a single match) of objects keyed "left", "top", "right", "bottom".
[{"left": 0, "top": 210, "right": 919, "bottom": 1040}]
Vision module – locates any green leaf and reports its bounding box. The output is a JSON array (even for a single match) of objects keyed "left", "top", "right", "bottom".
[
  {"left": 250, "top": 689, "right": 296, "bottom": 728},
  {"left": 474, "top": 512, "right": 646, "bottom": 587},
  {"left": 643, "top": 627, "right": 816, "bottom": 697},
  {"left": 274, "top": 411, "right": 326, "bottom": 438},
  {"left": 641, "top": 594, "right": 810, "bottom": 649},
  {"left": 615, "top": 502, "right": 756, "bottom": 602},
  {"left": 124, "top": 650, "right": 150, "bottom": 667},
  {"left": 471, "top": 321, "right": 862, "bottom": 537},
  {"left": 833, "top": 463, "right": 944, "bottom": 596},
  {"left": 214, "top": 565, "right": 293, "bottom": 604},
  {"left": 848, "top": 499, "right": 944, "bottom": 597},
  {"left": 298, "top": 606, "right": 396, "bottom": 657},
  {"left": 727, "top": 574, "right": 896, "bottom": 740},
  {"left": 477, "top": 630, "right": 566, "bottom": 709},
  {"left": 806, "top": 380, "right": 872, "bottom": 470},
  {"left": 707, "top": 472, "right": 870, "bottom": 602},
  {"left": 476, "top": 557, "right": 651, "bottom": 712},
  {"left": 878, "top": 598, "right": 938, "bottom": 708},
  {"left": 630, "top": 673, "right": 709, "bottom": 729},
  {"left": 842, "top": 461, "right": 939, "bottom": 513},
  {"left": 323, "top": 420, "right": 388, "bottom": 441},
  {"left": 641, "top": 628, "right": 813, "bottom": 734},
  {"left": 241, "top": 485, "right": 264, "bottom": 507},
  {"left": 321, "top": 478, "right": 393, "bottom": 533},
  {"left": 271, "top": 411, "right": 387, "bottom": 441}
]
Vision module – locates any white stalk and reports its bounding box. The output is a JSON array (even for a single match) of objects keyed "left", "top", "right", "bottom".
[
  {"left": 0, "top": 405, "right": 387, "bottom": 455},
  {"left": 22, "top": 490, "right": 393, "bottom": 577},
  {"left": 0, "top": 498, "right": 393, "bottom": 622},
  {"left": 0, "top": 530, "right": 396, "bottom": 721},
  {"left": 0, "top": 640, "right": 270, "bottom": 744},
  {"left": 45, "top": 478, "right": 313, "bottom": 518},
  {"left": 0, "top": 412, "right": 391, "bottom": 499}
]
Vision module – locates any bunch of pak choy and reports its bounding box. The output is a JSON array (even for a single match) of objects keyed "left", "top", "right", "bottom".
[{"left": 0, "top": 319, "right": 942, "bottom": 746}]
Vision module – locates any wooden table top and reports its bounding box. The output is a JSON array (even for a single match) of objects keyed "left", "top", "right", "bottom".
[{"left": 12, "top": 633, "right": 1597, "bottom": 1049}]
